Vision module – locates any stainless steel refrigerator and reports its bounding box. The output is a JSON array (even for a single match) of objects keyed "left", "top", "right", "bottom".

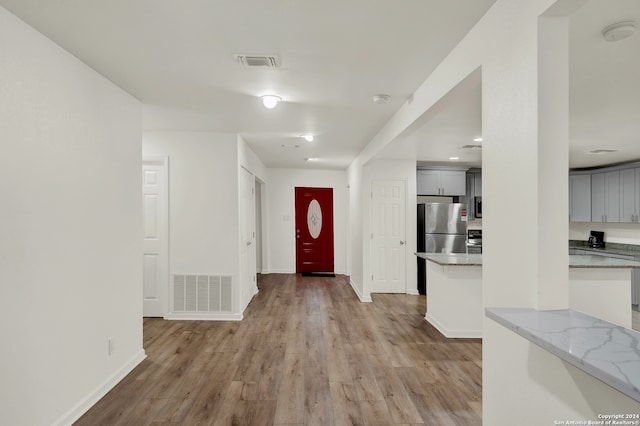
[{"left": 416, "top": 202, "right": 468, "bottom": 294}]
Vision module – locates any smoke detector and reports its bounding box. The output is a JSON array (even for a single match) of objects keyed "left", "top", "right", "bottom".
[
  {"left": 372, "top": 94, "right": 391, "bottom": 104},
  {"left": 602, "top": 21, "right": 637, "bottom": 42},
  {"left": 233, "top": 54, "right": 281, "bottom": 68}
]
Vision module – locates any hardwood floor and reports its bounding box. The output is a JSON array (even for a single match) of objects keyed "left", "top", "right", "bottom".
[{"left": 75, "top": 274, "right": 482, "bottom": 425}]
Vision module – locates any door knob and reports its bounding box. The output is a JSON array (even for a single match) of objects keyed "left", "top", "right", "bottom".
[{"left": 400, "top": 241, "right": 405, "bottom": 245}]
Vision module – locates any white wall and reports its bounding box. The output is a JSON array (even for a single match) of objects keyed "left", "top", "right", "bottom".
[
  {"left": 570, "top": 222, "right": 640, "bottom": 245},
  {"left": 267, "top": 168, "right": 348, "bottom": 274},
  {"left": 362, "top": 159, "right": 418, "bottom": 299},
  {"left": 0, "top": 6, "right": 144, "bottom": 425},
  {"left": 238, "top": 135, "right": 267, "bottom": 183},
  {"left": 142, "top": 131, "right": 242, "bottom": 315},
  {"left": 348, "top": 162, "right": 365, "bottom": 297}
]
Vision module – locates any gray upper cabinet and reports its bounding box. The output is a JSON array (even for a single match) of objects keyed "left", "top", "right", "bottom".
[
  {"left": 591, "top": 171, "right": 620, "bottom": 223},
  {"left": 570, "top": 163, "right": 640, "bottom": 224},
  {"left": 474, "top": 173, "right": 482, "bottom": 197},
  {"left": 620, "top": 168, "right": 640, "bottom": 223},
  {"left": 569, "top": 174, "right": 591, "bottom": 222},
  {"left": 417, "top": 169, "right": 466, "bottom": 196}
]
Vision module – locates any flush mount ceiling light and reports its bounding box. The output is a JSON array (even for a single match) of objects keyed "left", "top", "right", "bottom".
[
  {"left": 372, "top": 94, "right": 391, "bottom": 104},
  {"left": 449, "top": 156, "right": 460, "bottom": 161},
  {"left": 302, "top": 134, "right": 314, "bottom": 142},
  {"left": 602, "top": 21, "right": 637, "bottom": 42},
  {"left": 473, "top": 137, "right": 483, "bottom": 142},
  {"left": 261, "top": 95, "right": 281, "bottom": 109},
  {"left": 304, "top": 157, "right": 318, "bottom": 162}
]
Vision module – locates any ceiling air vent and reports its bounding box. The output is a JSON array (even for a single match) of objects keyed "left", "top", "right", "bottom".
[
  {"left": 233, "top": 54, "right": 281, "bottom": 68},
  {"left": 460, "top": 144, "right": 483, "bottom": 149}
]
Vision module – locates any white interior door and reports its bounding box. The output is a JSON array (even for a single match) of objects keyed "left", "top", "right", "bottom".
[
  {"left": 142, "top": 158, "right": 168, "bottom": 317},
  {"left": 371, "top": 179, "right": 406, "bottom": 293},
  {"left": 240, "top": 167, "right": 256, "bottom": 309}
]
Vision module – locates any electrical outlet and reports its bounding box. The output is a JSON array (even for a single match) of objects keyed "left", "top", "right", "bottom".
[{"left": 108, "top": 337, "right": 115, "bottom": 356}]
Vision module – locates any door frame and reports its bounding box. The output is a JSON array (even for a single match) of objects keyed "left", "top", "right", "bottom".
[
  {"left": 239, "top": 166, "right": 257, "bottom": 310},
  {"left": 292, "top": 186, "right": 335, "bottom": 273},
  {"left": 369, "top": 178, "right": 408, "bottom": 294},
  {"left": 142, "top": 156, "right": 170, "bottom": 318}
]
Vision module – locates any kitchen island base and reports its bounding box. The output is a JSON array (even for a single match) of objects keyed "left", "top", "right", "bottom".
[{"left": 424, "top": 260, "right": 482, "bottom": 338}]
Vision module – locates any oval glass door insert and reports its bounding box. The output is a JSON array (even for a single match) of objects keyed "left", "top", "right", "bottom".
[{"left": 307, "top": 199, "right": 322, "bottom": 239}]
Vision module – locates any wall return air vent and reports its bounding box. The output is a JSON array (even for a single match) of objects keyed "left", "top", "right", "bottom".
[{"left": 233, "top": 54, "right": 281, "bottom": 68}]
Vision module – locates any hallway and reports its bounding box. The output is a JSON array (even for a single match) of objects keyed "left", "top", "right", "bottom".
[{"left": 75, "top": 274, "right": 482, "bottom": 425}]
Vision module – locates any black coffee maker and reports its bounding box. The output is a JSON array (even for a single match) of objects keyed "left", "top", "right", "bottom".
[{"left": 588, "top": 230, "right": 605, "bottom": 248}]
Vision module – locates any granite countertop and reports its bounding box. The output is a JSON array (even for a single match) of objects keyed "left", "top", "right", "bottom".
[
  {"left": 486, "top": 307, "right": 640, "bottom": 403},
  {"left": 415, "top": 252, "right": 640, "bottom": 268},
  {"left": 570, "top": 240, "right": 640, "bottom": 257},
  {"left": 415, "top": 252, "right": 482, "bottom": 266}
]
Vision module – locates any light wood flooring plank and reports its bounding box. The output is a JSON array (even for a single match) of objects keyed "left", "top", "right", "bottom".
[{"left": 74, "top": 274, "right": 482, "bottom": 425}]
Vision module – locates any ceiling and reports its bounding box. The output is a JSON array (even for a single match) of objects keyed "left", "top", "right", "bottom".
[
  {"left": 0, "top": 0, "right": 498, "bottom": 170},
  {"left": 374, "top": 0, "right": 640, "bottom": 170}
]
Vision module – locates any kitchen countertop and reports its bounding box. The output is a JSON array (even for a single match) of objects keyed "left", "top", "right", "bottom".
[
  {"left": 416, "top": 253, "right": 482, "bottom": 266},
  {"left": 570, "top": 240, "right": 640, "bottom": 257},
  {"left": 486, "top": 307, "right": 640, "bottom": 403},
  {"left": 415, "top": 252, "right": 640, "bottom": 268}
]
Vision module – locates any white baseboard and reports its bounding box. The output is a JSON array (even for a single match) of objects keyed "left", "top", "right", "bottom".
[
  {"left": 166, "top": 312, "right": 243, "bottom": 321},
  {"left": 269, "top": 268, "right": 294, "bottom": 274},
  {"left": 350, "top": 278, "right": 372, "bottom": 302},
  {"left": 407, "top": 289, "right": 420, "bottom": 295},
  {"left": 425, "top": 313, "right": 482, "bottom": 339},
  {"left": 54, "top": 349, "right": 146, "bottom": 426}
]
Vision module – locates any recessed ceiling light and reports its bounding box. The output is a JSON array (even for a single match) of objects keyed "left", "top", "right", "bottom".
[
  {"left": 305, "top": 157, "right": 318, "bottom": 162},
  {"left": 302, "top": 134, "right": 314, "bottom": 142},
  {"left": 372, "top": 94, "right": 391, "bottom": 104},
  {"left": 585, "top": 148, "right": 620, "bottom": 155},
  {"left": 261, "top": 95, "right": 281, "bottom": 109},
  {"left": 602, "top": 21, "right": 637, "bottom": 42},
  {"left": 449, "top": 156, "right": 460, "bottom": 160},
  {"left": 473, "top": 137, "right": 483, "bottom": 142}
]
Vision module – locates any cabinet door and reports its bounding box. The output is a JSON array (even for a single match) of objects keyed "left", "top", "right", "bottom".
[
  {"left": 466, "top": 173, "right": 476, "bottom": 218},
  {"left": 474, "top": 173, "right": 482, "bottom": 196},
  {"left": 440, "top": 170, "right": 466, "bottom": 196},
  {"left": 569, "top": 174, "right": 591, "bottom": 222},
  {"left": 605, "top": 171, "right": 620, "bottom": 222},
  {"left": 620, "top": 168, "right": 636, "bottom": 223},
  {"left": 591, "top": 173, "right": 605, "bottom": 223},
  {"left": 636, "top": 169, "right": 640, "bottom": 223},
  {"left": 417, "top": 170, "right": 440, "bottom": 195}
]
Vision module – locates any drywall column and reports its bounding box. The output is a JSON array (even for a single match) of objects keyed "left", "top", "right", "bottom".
[
  {"left": 536, "top": 15, "right": 569, "bottom": 308},
  {"left": 483, "top": 11, "right": 568, "bottom": 424}
]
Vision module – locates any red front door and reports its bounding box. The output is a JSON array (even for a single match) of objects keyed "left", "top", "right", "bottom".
[{"left": 295, "top": 187, "right": 334, "bottom": 273}]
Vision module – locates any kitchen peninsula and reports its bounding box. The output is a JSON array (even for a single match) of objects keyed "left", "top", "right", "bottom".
[{"left": 416, "top": 252, "right": 640, "bottom": 338}]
